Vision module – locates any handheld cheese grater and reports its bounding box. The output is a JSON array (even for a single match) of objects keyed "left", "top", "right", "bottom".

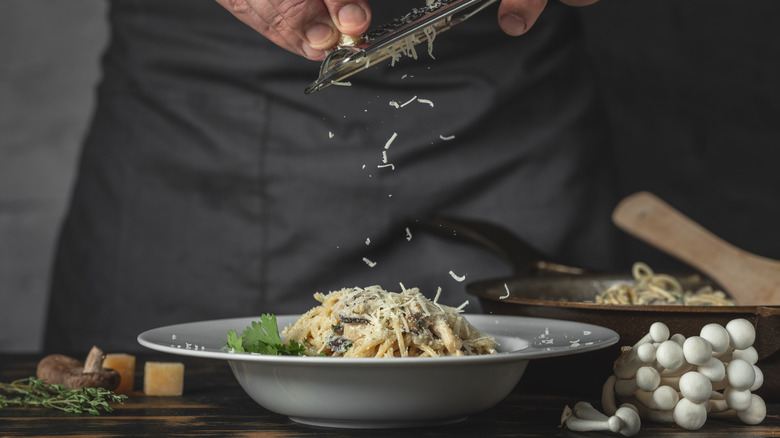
[{"left": 304, "top": 0, "right": 498, "bottom": 94}]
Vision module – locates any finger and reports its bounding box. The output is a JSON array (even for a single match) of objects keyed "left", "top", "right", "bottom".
[
  {"left": 216, "top": 0, "right": 336, "bottom": 60},
  {"left": 496, "top": 0, "right": 548, "bottom": 36},
  {"left": 215, "top": 0, "right": 301, "bottom": 55},
  {"left": 321, "top": 0, "right": 371, "bottom": 35},
  {"left": 263, "top": 0, "right": 340, "bottom": 55}
]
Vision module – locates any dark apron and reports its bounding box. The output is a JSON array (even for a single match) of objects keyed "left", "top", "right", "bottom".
[{"left": 44, "top": 0, "right": 622, "bottom": 352}]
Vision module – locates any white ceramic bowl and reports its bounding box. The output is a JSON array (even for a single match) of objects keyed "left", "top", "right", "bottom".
[{"left": 138, "top": 314, "right": 618, "bottom": 428}]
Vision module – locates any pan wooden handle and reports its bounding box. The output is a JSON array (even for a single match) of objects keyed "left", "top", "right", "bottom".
[{"left": 612, "top": 192, "right": 780, "bottom": 306}]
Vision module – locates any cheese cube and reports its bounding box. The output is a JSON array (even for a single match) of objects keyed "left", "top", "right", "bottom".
[
  {"left": 143, "top": 361, "right": 184, "bottom": 396},
  {"left": 103, "top": 353, "right": 136, "bottom": 395}
]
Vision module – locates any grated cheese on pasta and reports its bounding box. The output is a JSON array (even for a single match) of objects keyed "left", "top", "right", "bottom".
[{"left": 282, "top": 285, "right": 497, "bottom": 357}]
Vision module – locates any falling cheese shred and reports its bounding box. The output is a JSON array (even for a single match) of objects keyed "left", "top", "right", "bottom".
[
  {"left": 417, "top": 98, "right": 434, "bottom": 107},
  {"left": 449, "top": 270, "right": 466, "bottom": 282}
]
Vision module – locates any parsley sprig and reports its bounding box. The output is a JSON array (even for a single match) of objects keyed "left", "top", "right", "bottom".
[
  {"left": 0, "top": 377, "right": 127, "bottom": 415},
  {"left": 226, "top": 313, "right": 306, "bottom": 356}
]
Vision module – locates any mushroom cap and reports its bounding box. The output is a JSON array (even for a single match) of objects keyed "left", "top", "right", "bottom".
[
  {"left": 732, "top": 346, "right": 759, "bottom": 365},
  {"left": 636, "top": 366, "right": 661, "bottom": 392},
  {"left": 656, "top": 340, "right": 684, "bottom": 371},
  {"left": 726, "top": 319, "right": 756, "bottom": 350},
  {"left": 727, "top": 359, "right": 757, "bottom": 391},
  {"left": 737, "top": 394, "right": 766, "bottom": 425},
  {"left": 697, "top": 356, "right": 726, "bottom": 383},
  {"left": 63, "top": 367, "right": 121, "bottom": 390},
  {"left": 724, "top": 387, "right": 753, "bottom": 411},
  {"left": 615, "top": 405, "right": 641, "bottom": 437},
  {"left": 683, "top": 336, "right": 713, "bottom": 366},
  {"left": 36, "top": 354, "right": 82, "bottom": 385},
  {"left": 700, "top": 323, "right": 730, "bottom": 354},
  {"left": 679, "top": 371, "right": 712, "bottom": 404},
  {"left": 607, "top": 416, "right": 623, "bottom": 433},
  {"left": 636, "top": 342, "right": 657, "bottom": 363},
  {"left": 648, "top": 322, "right": 670, "bottom": 344},
  {"left": 750, "top": 365, "right": 764, "bottom": 392},
  {"left": 673, "top": 398, "right": 708, "bottom": 430},
  {"left": 652, "top": 385, "right": 680, "bottom": 411}
]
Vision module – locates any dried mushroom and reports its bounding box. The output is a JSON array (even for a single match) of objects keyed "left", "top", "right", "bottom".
[{"left": 36, "top": 345, "right": 120, "bottom": 391}]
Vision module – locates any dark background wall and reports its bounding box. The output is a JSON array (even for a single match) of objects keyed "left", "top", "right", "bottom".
[
  {"left": 2, "top": 0, "right": 778, "bottom": 352},
  {"left": 0, "top": 1, "right": 108, "bottom": 352}
]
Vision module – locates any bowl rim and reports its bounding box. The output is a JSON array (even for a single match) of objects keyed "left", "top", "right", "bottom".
[{"left": 137, "top": 313, "right": 620, "bottom": 364}]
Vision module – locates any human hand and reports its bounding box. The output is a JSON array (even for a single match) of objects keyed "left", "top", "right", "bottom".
[
  {"left": 214, "top": 0, "right": 372, "bottom": 60},
  {"left": 497, "top": 0, "right": 599, "bottom": 36}
]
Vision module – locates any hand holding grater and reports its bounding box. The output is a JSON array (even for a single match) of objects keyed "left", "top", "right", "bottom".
[{"left": 304, "top": 0, "right": 498, "bottom": 94}]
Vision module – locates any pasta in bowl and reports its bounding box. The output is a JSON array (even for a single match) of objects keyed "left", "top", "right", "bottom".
[
  {"left": 138, "top": 285, "right": 620, "bottom": 428},
  {"left": 282, "top": 285, "right": 497, "bottom": 357}
]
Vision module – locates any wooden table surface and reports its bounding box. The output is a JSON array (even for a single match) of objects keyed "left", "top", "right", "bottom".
[{"left": 0, "top": 353, "right": 778, "bottom": 437}]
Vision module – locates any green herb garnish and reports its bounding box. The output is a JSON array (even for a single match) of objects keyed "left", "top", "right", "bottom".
[
  {"left": 0, "top": 377, "right": 127, "bottom": 415},
  {"left": 226, "top": 313, "right": 306, "bottom": 356}
]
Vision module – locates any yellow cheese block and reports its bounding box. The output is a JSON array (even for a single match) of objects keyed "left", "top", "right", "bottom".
[
  {"left": 143, "top": 361, "right": 184, "bottom": 396},
  {"left": 103, "top": 353, "right": 136, "bottom": 395}
]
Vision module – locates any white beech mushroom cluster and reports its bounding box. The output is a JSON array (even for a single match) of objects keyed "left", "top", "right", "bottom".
[{"left": 562, "top": 319, "right": 766, "bottom": 435}]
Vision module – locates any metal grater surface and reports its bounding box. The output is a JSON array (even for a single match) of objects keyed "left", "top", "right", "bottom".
[
  {"left": 362, "top": 0, "right": 461, "bottom": 42},
  {"left": 304, "top": 0, "right": 497, "bottom": 94}
]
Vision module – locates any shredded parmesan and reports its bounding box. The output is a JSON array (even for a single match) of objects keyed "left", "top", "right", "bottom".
[
  {"left": 389, "top": 101, "right": 400, "bottom": 108},
  {"left": 405, "top": 227, "right": 412, "bottom": 241},
  {"left": 384, "top": 25, "right": 436, "bottom": 66},
  {"left": 377, "top": 163, "right": 395, "bottom": 170},
  {"left": 384, "top": 132, "right": 398, "bottom": 149},
  {"left": 281, "top": 285, "right": 497, "bottom": 357},
  {"left": 449, "top": 270, "right": 466, "bottom": 282},
  {"left": 363, "top": 257, "right": 377, "bottom": 267},
  {"left": 500, "top": 283, "right": 510, "bottom": 299},
  {"left": 439, "top": 134, "right": 455, "bottom": 141},
  {"left": 330, "top": 80, "right": 352, "bottom": 87},
  {"left": 400, "top": 96, "right": 417, "bottom": 107},
  {"left": 417, "top": 98, "right": 434, "bottom": 107}
]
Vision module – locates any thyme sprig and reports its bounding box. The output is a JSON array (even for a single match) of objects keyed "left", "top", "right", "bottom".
[{"left": 0, "top": 377, "right": 127, "bottom": 415}]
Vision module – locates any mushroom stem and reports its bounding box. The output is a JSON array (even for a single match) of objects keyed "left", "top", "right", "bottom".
[
  {"left": 83, "top": 345, "right": 106, "bottom": 373},
  {"left": 631, "top": 400, "right": 675, "bottom": 423},
  {"left": 602, "top": 375, "right": 618, "bottom": 416},
  {"left": 573, "top": 401, "right": 609, "bottom": 421},
  {"left": 564, "top": 411, "right": 622, "bottom": 433}
]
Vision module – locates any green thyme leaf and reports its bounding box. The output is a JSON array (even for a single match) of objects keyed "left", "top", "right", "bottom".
[{"left": 0, "top": 377, "right": 127, "bottom": 415}]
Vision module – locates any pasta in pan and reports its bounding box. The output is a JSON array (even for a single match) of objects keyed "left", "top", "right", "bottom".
[
  {"left": 595, "top": 262, "right": 735, "bottom": 306},
  {"left": 282, "top": 285, "right": 498, "bottom": 357}
]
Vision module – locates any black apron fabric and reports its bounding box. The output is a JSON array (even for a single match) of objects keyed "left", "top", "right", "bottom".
[{"left": 44, "top": 0, "right": 623, "bottom": 352}]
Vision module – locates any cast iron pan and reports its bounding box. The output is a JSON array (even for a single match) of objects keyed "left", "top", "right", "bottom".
[{"left": 413, "top": 216, "right": 780, "bottom": 400}]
